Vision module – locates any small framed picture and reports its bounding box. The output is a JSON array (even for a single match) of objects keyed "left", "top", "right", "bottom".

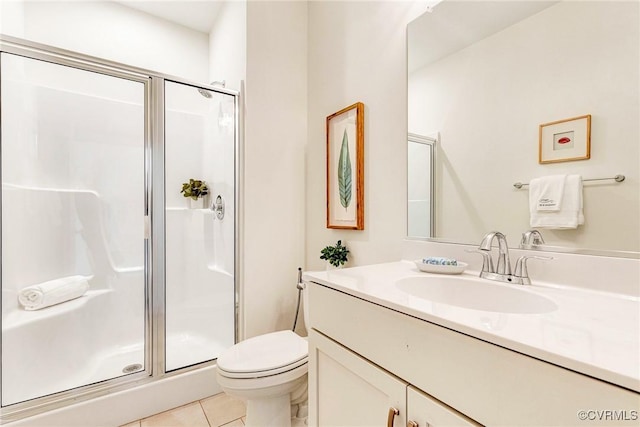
[
  {"left": 326, "top": 102, "right": 364, "bottom": 230},
  {"left": 539, "top": 114, "right": 591, "bottom": 164}
]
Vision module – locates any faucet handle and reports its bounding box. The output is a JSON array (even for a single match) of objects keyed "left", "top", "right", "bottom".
[
  {"left": 514, "top": 255, "right": 553, "bottom": 278},
  {"left": 465, "top": 249, "right": 494, "bottom": 273}
]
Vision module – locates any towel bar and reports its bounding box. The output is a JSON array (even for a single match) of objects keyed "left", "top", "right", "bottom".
[{"left": 513, "top": 174, "right": 625, "bottom": 189}]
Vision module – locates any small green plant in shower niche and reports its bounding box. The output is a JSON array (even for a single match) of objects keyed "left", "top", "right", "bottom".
[
  {"left": 320, "top": 240, "right": 350, "bottom": 268},
  {"left": 180, "top": 179, "right": 209, "bottom": 200}
]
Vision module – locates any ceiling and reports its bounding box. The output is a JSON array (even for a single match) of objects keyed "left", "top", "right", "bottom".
[
  {"left": 115, "top": 0, "right": 223, "bottom": 33},
  {"left": 408, "top": 1, "right": 558, "bottom": 73}
]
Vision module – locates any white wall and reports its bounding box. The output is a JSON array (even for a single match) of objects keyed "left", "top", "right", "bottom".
[
  {"left": 208, "top": 0, "right": 246, "bottom": 92},
  {"left": 243, "top": 0, "right": 307, "bottom": 338},
  {"left": 408, "top": 1, "right": 640, "bottom": 251},
  {"left": 0, "top": 0, "right": 209, "bottom": 82},
  {"left": 305, "top": 1, "right": 425, "bottom": 270}
]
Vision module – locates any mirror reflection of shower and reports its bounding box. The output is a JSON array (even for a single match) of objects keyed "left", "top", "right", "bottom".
[
  {"left": 197, "top": 80, "right": 226, "bottom": 98},
  {"left": 407, "top": 133, "right": 436, "bottom": 239}
]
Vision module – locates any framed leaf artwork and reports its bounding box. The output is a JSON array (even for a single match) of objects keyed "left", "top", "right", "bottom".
[{"left": 326, "top": 102, "right": 364, "bottom": 230}]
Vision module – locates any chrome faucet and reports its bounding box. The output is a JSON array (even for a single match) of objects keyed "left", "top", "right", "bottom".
[
  {"left": 479, "top": 231, "right": 511, "bottom": 275},
  {"left": 471, "top": 231, "right": 552, "bottom": 285},
  {"left": 520, "top": 229, "right": 545, "bottom": 249}
]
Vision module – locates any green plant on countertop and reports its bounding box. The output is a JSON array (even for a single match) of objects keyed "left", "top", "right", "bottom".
[
  {"left": 180, "top": 179, "right": 209, "bottom": 200},
  {"left": 320, "top": 240, "right": 350, "bottom": 268}
]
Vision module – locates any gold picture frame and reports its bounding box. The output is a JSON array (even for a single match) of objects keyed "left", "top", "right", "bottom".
[
  {"left": 326, "top": 102, "right": 364, "bottom": 230},
  {"left": 539, "top": 114, "right": 591, "bottom": 164}
]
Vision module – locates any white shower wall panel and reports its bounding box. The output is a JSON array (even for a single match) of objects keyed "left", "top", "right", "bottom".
[
  {"left": 2, "top": 187, "right": 85, "bottom": 314},
  {"left": 1, "top": 52, "right": 147, "bottom": 406},
  {"left": 1, "top": 56, "right": 145, "bottom": 293},
  {"left": 165, "top": 96, "right": 235, "bottom": 275},
  {"left": 2, "top": 283, "right": 145, "bottom": 406},
  {"left": 165, "top": 208, "right": 234, "bottom": 370},
  {"left": 164, "top": 81, "right": 236, "bottom": 371},
  {"left": 165, "top": 109, "right": 206, "bottom": 209},
  {"left": 202, "top": 94, "right": 236, "bottom": 275}
]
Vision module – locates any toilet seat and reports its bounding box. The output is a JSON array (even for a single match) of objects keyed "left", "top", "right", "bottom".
[{"left": 217, "top": 330, "right": 308, "bottom": 379}]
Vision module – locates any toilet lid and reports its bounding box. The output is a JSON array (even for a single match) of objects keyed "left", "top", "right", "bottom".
[{"left": 217, "top": 330, "right": 308, "bottom": 378}]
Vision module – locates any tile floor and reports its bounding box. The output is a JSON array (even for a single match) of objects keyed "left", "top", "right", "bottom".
[{"left": 120, "top": 393, "right": 246, "bottom": 427}]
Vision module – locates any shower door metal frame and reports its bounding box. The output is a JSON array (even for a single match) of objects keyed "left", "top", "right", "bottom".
[
  {"left": 407, "top": 132, "right": 437, "bottom": 238},
  {"left": 0, "top": 35, "right": 240, "bottom": 423}
]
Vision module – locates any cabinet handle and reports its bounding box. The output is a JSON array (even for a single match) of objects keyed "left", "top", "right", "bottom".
[
  {"left": 387, "top": 407, "right": 400, "bottom": 427},
  {"left": 407, "top": 421, "right": 419, "bottom": 427}
]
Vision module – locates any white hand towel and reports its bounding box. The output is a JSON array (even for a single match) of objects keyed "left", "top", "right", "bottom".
[
  {"left": 530, "top": 175, "right": 583, "bottom": 229},
  {"left": 529, "top": 175, "right": 566, "bottom": 211},
  {"left": 18, "top": 276, "right": 89, "bottom": 311}
]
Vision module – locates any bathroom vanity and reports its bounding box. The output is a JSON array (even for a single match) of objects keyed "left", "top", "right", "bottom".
[{"left": 304, "top": 261, "right": 640, "bottom": 426}]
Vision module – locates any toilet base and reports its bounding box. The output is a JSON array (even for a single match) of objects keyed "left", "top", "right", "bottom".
[
  {"left": 219, "top": 372, "right": 307, "bottom": 427},
  {"left": 245, "top": 394, "right": 292, "bottom": 427}
]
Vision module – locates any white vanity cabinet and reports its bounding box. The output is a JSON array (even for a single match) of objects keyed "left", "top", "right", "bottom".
[
  {"left": 307, "top": 280, "right": 640, "bottom": 427},
  {"left": 310, "top": 330, "right": 407, "bottom": 426},
  {"left": 310, "top": 329, "right": 478, "bottom": 427}
]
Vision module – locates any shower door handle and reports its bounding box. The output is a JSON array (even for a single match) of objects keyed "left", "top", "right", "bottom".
[
  {"left": 211, "top": 195, "right": 225, "bottom": 220},
  {"left": 144, "top": 215, "right": 151, "bottom": 239}
]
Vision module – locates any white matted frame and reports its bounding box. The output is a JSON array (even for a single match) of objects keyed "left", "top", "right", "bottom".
[
  {"left": 326, "top": 102, "right": 364, "bottom": 230},
  {"left": 539, "top": 114, "right": 591, "bottom": 164}
]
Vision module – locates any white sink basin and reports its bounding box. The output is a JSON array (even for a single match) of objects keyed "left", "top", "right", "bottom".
[{"left": 396, "top": 276, "right": 557, "bottom": 314}]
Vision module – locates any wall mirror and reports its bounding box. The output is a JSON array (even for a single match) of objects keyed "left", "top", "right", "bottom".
[{"left": 407, "top": 0, "right": 639, "bottom": 256}]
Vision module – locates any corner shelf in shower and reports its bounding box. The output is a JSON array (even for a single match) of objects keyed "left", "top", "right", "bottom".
[
  {"left": 3, "top": 289, "right": 112, "bottom": 331},
  {"left": 206, "top": 264, "right": 234, "bottom": 277},
  {"left": 165, "top": 207, "right": 212, "bottom": 213},
  {"left": 2, "top": 183, "right": 101, "bottom": 196}
]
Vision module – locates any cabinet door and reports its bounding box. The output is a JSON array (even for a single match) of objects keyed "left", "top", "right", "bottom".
[
  {"left": 309, "top": 329, "right": 407, "bottom": 427},
  {"left": 407, "top": 386, "right": 480, "bottom": 427}
]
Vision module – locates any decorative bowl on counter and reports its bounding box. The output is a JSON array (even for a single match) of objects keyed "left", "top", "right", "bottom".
[{"left": 414, "top": 260, "right": 467, "bottom": 275}]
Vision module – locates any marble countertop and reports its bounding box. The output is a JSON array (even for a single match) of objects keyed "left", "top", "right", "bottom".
[{"left": 303, "top": 260, "right": 640, "bottom": 393}]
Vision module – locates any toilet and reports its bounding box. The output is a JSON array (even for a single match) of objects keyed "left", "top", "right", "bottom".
[{"left": 216, "top": 283, "right": 309, "bottom": 427}]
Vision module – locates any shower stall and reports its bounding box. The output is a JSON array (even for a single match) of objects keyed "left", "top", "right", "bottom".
[{"left": 0, "top": 36, "right": 238, "bottom": 423}]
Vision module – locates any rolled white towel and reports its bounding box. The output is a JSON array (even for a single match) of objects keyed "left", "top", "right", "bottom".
[{"left": 18, "top": 276, "right": 90, "bottom": 311}]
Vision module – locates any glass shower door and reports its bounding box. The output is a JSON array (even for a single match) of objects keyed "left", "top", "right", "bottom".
[
  {"left": 407, "top": 134, "right": 436, "bottom": 238},
  {"left": 164, "top": 80, "right": 235, "bottom": 371},
  {"left": 1, "top": 53, "right": 147, "bottom": 406}
]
